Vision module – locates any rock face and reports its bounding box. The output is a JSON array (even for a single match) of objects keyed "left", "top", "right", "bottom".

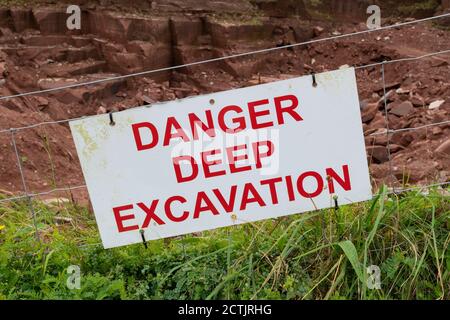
[
  {"left": 0, "top": 5, "right": 316, "bottom": 82},
  {"left": 251, "top": 0, "right": 310, "bottom": 18}
]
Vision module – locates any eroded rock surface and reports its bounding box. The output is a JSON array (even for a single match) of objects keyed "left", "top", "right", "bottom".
[{"left": 0, "top": 1, "right": 449, "bottom": 201}]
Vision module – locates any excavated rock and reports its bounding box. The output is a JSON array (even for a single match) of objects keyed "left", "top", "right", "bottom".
[{"left": 0, "top": 2, "right": 449, "bottom": 198}]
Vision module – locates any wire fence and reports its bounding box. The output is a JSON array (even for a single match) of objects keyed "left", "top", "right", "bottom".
[{"left": 0, "top": 13, "right": 449, "bottom": 245}]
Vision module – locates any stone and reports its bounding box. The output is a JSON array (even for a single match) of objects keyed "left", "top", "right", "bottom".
[
  {"left": 369, "top": 113, "right": 387, "bottom": 130},
  {"left": 35, "top": 96, "right": 48, "bottom": 106},
  {"left": 435, "top": 139, "right": 450, "bottom": 155},
  {"left": 142, "top": 95, "right": 155, "bottom": 105},
  {"left": 366, "top": 145, "right": 389, "bottom": 163},
  {"left": 313, "top": 26, "right": 324, "bottom": 37},
  {"left": 359, "top": 99, "right": 369, "bottom": 110},
  {"left": 396, "top": 88, "right": 409, "bottom": 94},
  {"left": 0, "top": 62, "right": 6, "bottom": 76},
  {"left": 390, "top": 101, "right": 414, "bottom": 117},
  {"left": 373, "top": 134, "right": 388, "bottom": 146},
  {"left": 54, "top": 216, "right": 73, "bottom": 223},
  {"left": 431, "top": 60, "right": 448, "bottom": 68},
  {"left": 389, "top": 144, "right": 404, "bottom": 153},
  {"left": 432, "top": 127, "right": 443, "bottom": 136},
  {"left": 429, "top": 100, "right": 445, "bottom": 110},
  {"left": 375, "top": 81, "right": 401, "bottom": 93},
  {"left": 410, "top": 95, "right": 425, "bottom": 107},
  {"left": 42, "top": 197, "right": 70, "bottom": 206},
  {"left": 377, "top": 89, "right": 396, "bottom": 107},
  {"left": 96, "top": 106, "right": 107, "bottom": 114},
  {"left": 361, "top": 103, "right": 378, "bottom": 123}
]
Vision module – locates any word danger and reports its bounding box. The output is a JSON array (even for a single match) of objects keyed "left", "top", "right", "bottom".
[
  {"left": 132, "top": 94, "right": 300, "bottom": 148},
  {"left": 113, "top": 165, "right": 351, "bottom": 232}
]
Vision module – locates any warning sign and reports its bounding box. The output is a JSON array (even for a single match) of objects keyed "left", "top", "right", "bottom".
[{"left": 70, "top": 67, "right": 372, "bottom": 249}]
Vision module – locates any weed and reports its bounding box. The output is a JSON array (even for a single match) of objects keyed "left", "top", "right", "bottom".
[{"left": 0, "top": 186, "right": 448, "bottom": 299}]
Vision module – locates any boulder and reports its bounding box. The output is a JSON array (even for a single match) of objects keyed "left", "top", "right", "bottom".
[
  {"left": 313, "top": 26, "right": 324, "bottom": 37},
  {"left": 361, "top": 103, "right": 378, "bottom": 123},
  {"left": 390, "top": 101, "right": 414, "bottom": 117},
  {"left": 391, "top": 132, "right": 414, "bottom": 148},
  {"left": 366, "top": 145, "right": 389, "bottom": 163},
  {"left": 429, "top": 100, "right": 445, "bottom": 110},
  {"left": 410, "top": 95, "right": 425, "bottom": 107},
  {"left": 435, "top": 139, "right": 450, "bottom": 155}
]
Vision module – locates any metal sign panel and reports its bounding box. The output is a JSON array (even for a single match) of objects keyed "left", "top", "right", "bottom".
[{"left": 70, "top": 67, "right": 372, "bottom": 248}]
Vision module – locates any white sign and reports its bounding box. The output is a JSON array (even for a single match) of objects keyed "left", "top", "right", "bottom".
[{"left": 70, "top": 67, "right": 372, "bottom": 249}]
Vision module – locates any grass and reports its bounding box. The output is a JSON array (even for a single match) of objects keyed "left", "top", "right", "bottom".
[
  {"left": 397, "top": 0, "right": 440, "bottom": 17},
  {"left": 0, "top": 186, "right": 449, "bottom": 300}
]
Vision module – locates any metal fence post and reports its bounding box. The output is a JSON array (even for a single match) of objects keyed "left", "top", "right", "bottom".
[{"left": 10, "top": 129, "right": 40, "bottom": 242}]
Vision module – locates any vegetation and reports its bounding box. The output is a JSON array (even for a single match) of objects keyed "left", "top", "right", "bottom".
[
  {"left": 397, "top": 0, "right": 440, "bottom": 17},
  {"left": 0, "top": 186, "right": 449, "bottom": 300}
]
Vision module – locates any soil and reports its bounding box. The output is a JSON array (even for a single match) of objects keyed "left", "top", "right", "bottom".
[{"left": 0, "top": 1, "right": 449, "bottom": 203}]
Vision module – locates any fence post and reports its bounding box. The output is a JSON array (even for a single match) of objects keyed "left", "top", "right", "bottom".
[
  {"left": 380, "top": 62, "right": 396, "bottom": 193},
  {"left": 10, "top": 129, "right": 40, "bottom": 242}
]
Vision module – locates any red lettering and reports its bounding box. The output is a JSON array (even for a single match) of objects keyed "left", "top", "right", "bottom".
[
  {"left": 173, "top": 155, "right": 199, "bottom": 183},
  {"left": 296, "top": 171, "right": 324, "bottom": 198},
  {"left": 132, "top": 122, "right": 159, "bottom": 151},
  {"left": 248, "top": 99, "right": 273, "bottom": 129},
  {"left": 326, "top": 165, "right": 351, "bottom": 193},
  {"left": 193, "top": 191, "right": 219, "bottom": 218},
  {"left": 240, "top": 182, "right": 266, "bottom": 210},
  {"left": 252, "top": 140, "right": 275, "bottom": 169},
  {"left": 260, "top": 177, "right": 283, "bottom": 204},
  {"left": 137, "top": 201, "right": 165, "bottom": 227},
  {"left": 274, "top": 94, "right": 302, "bottom": 124},
  {"left": 285, "top": 175, "right": 296, "bottom": 201},
  {"left": 213, "top": 186, "right": 237, "bottom": 213},
  {"left": 163, "top": 116, "right": 190, "bottom": 146},
  {"left": 113, "top": 204, "right": 139, "bottom": 232},
  {"left": 188, "top": 110, "right": 216, "bottom": 139},
  {"left": 226, "top": 144, "right": 252, "bottom": 174},
  {"left": 165, "top": 196, "right": 189, "bottom": 222},
  {"left": 218, "top": 105, "right": 246, "bottom": 133},
  {"left": 201, "top": 149, "right": 226, "bottom": 178}
]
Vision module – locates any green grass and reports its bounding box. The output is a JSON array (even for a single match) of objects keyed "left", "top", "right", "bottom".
[
  {"left": 0, "top": 186, "right": 449, "bottom": 300},
  {"left": 397, "top": 0, "right": 440, "bottom": 17}
]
